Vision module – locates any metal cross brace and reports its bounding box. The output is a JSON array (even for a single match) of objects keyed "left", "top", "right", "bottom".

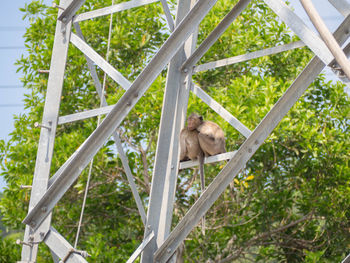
[{"left": 73, "top": 22, "right": 147, "bottom": 225}]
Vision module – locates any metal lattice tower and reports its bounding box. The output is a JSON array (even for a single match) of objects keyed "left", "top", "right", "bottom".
[{"left": 18, "top": 0, "right": 350, "bottom": 262}]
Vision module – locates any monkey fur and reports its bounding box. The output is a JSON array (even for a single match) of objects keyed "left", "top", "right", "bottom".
[{"left": 180, "top": 113, "right": 226, "bottom": 234}]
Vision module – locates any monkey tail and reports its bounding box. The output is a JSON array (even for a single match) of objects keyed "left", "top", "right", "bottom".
[{"left": 199, "top": 151, "right": 206, "bottom": 235}]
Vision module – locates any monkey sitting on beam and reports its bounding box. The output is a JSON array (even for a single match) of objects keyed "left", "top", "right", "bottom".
[
  {"left": 180, "top": 113, "right": 226, "bottom": 234},
  {"left": 180, "top": 113, "right": 226, "bottom": 164}
]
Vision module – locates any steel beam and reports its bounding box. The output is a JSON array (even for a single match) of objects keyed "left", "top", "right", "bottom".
[
  {"left": 330, "top": 42, "right": 350, "bottom": 83},
  {"left": 23, "top": 0, "right": 218, "bottom": 231},
  {"left": 179, "top": 151, "right": 237, "bottom": 169},
  {"left": 194, "top": 41, "right": 305, "bottom": 72},
  {"left": 58, "top": 105, "right": 114, "bottom": 124},
  {"left": 58, "top": 0, "right": 86, "bottom": 22},
  {"left": 73, "top": 0, "right": 159, "bottom": 23},
  {"left": 342, "top": 253, "right": 350, "bottom": 263},
  {"left": 181, "top": 0, "right": 252, "bottom": 72},
  {"left": 160, "top": 0, "right": 175, "bottom": 31},
  {"left": 328, "top": 0, "right": 350, "bottom": 17},
  {"left": 300, "top": 0, "right": 350, "bottom": 79},
  {"left": 154, "top": 14, "right": 350, "bottom": 263},
  {"left": 45, "top": 227, "right": 88, "bottom": 263},
  {"left": 191, "top": 83, "right": 252, "bottom": 138},
  {"left": 21, "top": 1, "right": 72, "bottom": 261},
  {"left": 70, "top": 32, "right": 131, "bottom": 90},
  {"left": 141, "top": 0, "right": 197, "bottom": 261},
  {"left": 58, "top": 105, "right": 115, "bottom": 124},
  {"left": 126, "top": 231, "right": 154, "bottom": 263},
  {"left": 263, "top": 0, "right": 333, "bottom": 65}
]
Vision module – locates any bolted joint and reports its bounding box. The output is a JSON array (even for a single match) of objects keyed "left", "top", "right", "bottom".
[
  {"left": 38, "top": 69, "right": 50, "bottom": 74},
  {"left": 52, "top": 3, "right": 65, "bottom": 11},
  {"left": 61, "top": 248, "right": 91, "bottom": 263},
  {"left": 34, "top": 121, "right": 52, "bottom": 131},
  {"left": 16, "top": 239, "right": 32, "bottom": 247},
  {"left": 20, "top": 185, "right": 32, "bottom": 189}
]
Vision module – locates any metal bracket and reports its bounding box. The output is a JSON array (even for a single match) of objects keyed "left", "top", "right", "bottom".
[
  {"left": 60, "top": 248, "right": 90, "bottom": 263},
  {"left": 52, "top": 3, "right": 65, "bottom": 11},
  {"left": 34, "top": 121, "right": 52, "bottom": 131},
  {"left": 38, "top": 69, "right": 50, "bottom": 74},
  {"left": 20, "top": 185, "right": 32, "bottom": 189}
]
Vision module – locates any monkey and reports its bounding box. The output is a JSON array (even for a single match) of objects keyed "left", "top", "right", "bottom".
[
  {"left": 180, "top": 112, "right": 226, "bottom": 191},
  {"left": 195, "top": 114, "right": 226, "bottom": 157},
  {"left": 180, "top": 113, "right": 226, "bottom": 234},
  {"left": 179, "top": 115, "right": 204, "bottom": 184},
  {"left": 180, "top": 113, "right": 206, "bottom": 234}
]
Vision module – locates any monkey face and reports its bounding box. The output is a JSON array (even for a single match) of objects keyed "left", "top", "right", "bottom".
[{"left": 187, "top": 114, "right": 203, "bottom": 130}]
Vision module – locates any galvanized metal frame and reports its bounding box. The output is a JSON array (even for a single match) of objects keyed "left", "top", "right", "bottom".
[
  {"left": 21, "top": 0, "right": 73, "bottom": 261},
  {"left": 20, "top": 0, "right": 350, "bottom": 262}
]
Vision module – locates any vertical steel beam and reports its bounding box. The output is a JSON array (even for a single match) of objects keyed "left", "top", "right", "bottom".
[
  {"left": 141, "top": 0, "right": 197, "bottom": 261},
  {"left": 154, "top": 14, "right": 350, "bottom": 262},
  {"left": 21, "top": 0, "right": 73, "bottom": 261},
  {"left": 160, "top": 0, "right": 199, "bottom": 241}
]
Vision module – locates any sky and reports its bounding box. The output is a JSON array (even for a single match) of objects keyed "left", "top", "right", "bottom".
[{"left": 0, "top": 0, "right": 347, "bottom": 191}]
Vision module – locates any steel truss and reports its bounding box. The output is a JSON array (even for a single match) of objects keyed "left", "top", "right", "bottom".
[{"left": 19, "top": 0, "right": 350, "bottom": 262}]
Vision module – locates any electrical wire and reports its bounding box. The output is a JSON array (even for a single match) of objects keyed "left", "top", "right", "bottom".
[
  {"left": 0, "top": 46, "right": 25, "bottom": 49},
  {"left": 73, "top": 0, "right": 115, "bottom": 249},
  {"left": 0, "top": 104, "right": 23, "bottom": 107}
]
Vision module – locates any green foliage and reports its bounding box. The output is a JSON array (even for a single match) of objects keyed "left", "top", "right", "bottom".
[
  {"left": 0, "top": 237, "right": 20, "bottom": 262},
  {"left": 0, "top": 0, "right": 349, "bottom": 262}
]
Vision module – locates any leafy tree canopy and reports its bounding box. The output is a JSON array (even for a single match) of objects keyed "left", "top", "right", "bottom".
[{"left": 0, "top": 0, "right": 349, "bottom": 262}]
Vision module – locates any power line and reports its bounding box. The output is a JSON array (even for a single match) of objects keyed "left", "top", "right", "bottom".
[
  {"left": 0, "top": 85, "right": 23, "bottom": 89},
  {"left": 0, "top": 46, "right": 25, "bottom": 50},
  {"left": 0, "top": 104, "right": 23, "bottom": 108},
  {"left": 0, "top": 26, "right": 26, "bottom": 31}
]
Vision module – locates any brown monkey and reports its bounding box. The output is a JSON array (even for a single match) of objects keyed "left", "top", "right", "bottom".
[
  {"left": 180, "top": 113, "right": 226, "bottom": 186},
  {"left": 180, "top": 113, "right": 206, "bottom": 233},
  {"left": 196, "top": 115, "right": 226, "bottom": 157},
  {"left": 179, "top": 114, "right": 204, "bottom": 184}
]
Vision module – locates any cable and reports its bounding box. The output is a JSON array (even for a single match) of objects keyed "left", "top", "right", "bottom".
[
  {"left": 0, "top": 26, "right": 26, "bottom": 31},
  {"left": 0, "top": 46, "right": 25, "bottom": 50},
  {"left": 0, "top": 104, "right": 23, "bottom": 107},
  {"left": 73, "top": 0, "right": 115, "bottom": 249},
  {"left": 0, "top": 85, "right": 23, "bottom": 89}
]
